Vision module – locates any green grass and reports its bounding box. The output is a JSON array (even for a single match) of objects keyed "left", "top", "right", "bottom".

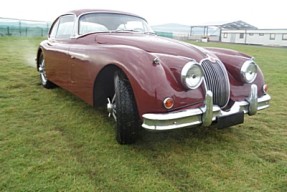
[{"left": 0, "top": 37, "right": 286, "bottom": 191}]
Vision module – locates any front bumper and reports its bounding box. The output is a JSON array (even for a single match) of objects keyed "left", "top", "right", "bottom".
[{"left": 142, "top": 84, "right": 271, "bottom": 130}]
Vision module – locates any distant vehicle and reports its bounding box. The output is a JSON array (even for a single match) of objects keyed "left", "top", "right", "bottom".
[{"left": 36, "top": 9, "right": 271, "bottom": 144}]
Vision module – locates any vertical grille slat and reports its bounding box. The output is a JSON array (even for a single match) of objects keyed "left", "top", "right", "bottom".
[{"left": 201, "top": 59, "right": 230, "bottom": 108}]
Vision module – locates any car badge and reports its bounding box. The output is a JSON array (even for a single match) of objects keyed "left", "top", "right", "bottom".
[
  {"left": 153, "top": 57, "right": 160, "bottom": 65},
  {"left": 208, "top": 56, "right": 216, "bottom": 63}
]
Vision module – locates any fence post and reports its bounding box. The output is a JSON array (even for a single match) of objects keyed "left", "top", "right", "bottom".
[{"left": 19, "top": 20, "right": 21, "bottom": 36}]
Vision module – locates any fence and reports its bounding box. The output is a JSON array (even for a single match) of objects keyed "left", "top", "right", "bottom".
[
  {"left": 155, "top": 31, "right": 190, "bottom": 40},
  {"left": 0, "top": 17, "right": 51, "bottom": 37}
]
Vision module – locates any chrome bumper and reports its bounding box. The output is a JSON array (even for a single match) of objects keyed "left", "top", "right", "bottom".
[{"left": 142, "top": 84, "right": 271, "bottom": 130}]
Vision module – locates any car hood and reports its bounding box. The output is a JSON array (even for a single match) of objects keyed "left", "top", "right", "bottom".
[{"left": 95, "top": 34, "right": 208, "bottom": 61}]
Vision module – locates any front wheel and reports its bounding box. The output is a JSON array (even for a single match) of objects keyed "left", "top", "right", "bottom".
[
  {"left": 107, "top": 71, "right": 139, "bottom": 144},
  {"left": 38, "top": 52, "right": 55, "bottom": 89}
]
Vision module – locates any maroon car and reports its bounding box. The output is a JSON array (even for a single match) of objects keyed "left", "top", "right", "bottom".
[{"left": 36, "top": 9, "right": 271, "bottom": 144}]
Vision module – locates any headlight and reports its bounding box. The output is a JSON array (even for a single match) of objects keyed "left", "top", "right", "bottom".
[
  {"left": 240, "top": 60, "right": 258, "bottom": 83},
  {"left": 181, "top": 61, "right": 204, "bottom": 89}
]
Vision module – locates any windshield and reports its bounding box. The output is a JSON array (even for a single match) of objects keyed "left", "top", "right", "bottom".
[{"left": 78, "top": 13, "right": 154, "bottom": 35}]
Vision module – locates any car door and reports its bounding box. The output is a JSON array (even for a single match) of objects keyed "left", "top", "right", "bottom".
[
  {"left": 68, "top": 44, "right": 93, "bottom": 103},
  {"left": 44, "top": 14, "right": 75, "bottom": 90},
  {"left": 68, "top": 16, "right": 103, "bottom": 104}
]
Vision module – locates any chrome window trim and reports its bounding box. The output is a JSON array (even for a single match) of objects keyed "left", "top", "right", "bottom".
[{"left": 74, "top": 11, "right": 151, "bottom": 38}]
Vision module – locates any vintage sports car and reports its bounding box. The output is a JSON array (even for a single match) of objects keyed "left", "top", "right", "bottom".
[{"left": 36, "top": 9, "right": 271, "bottom": 144}]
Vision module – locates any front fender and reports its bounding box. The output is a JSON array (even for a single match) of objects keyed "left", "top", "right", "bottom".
[
  {"left": 116, "top": 50, "right": 205, "bottom": 117},
  {"left": 89, "top": 45, "right": 205, "bottom": 117}
]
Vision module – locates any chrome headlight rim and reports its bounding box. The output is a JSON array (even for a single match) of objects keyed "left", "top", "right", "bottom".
[
  {"left": 240, "top": 60, "right": 258, "bottom": 83},
  {"left": 181, "top": 61, "right": 204, "bottom": 90}
]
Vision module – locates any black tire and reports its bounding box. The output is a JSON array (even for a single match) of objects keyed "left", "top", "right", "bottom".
[
  {"left": 114, "top": 71, "right": 139, "bottom": 144},
  {"left": 38, "top": 52, "right": 56, "bottom": 89}
]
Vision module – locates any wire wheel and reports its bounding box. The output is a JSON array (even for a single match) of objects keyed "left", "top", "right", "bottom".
[
  {"left": 107, "top": 71, "right": 139, "bottom": 144},
  {"left": 38, "top": 53, "right": 55, "bottom": 89}
]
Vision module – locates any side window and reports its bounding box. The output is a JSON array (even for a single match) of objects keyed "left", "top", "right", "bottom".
[
  {"left": 49, "top": 19, "right": 59, "bottom": 39},
  {"left": 55, "top": 15, "right": 75, "bottom": 39}
]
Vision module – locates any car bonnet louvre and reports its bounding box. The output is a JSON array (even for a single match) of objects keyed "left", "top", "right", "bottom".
[{"left": 201, "top": 59, "right": 230, "bottom": 108}]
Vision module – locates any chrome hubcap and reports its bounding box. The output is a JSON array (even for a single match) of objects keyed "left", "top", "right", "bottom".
[
  {"left": 39, "top": 59, "right": 47, "bottom": 84},
  {"left": 107, "top": 93, "right": 116, "bottom": 121}
]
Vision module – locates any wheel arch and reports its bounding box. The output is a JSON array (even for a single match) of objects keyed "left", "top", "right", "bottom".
[
  {"left": 92, "top": 63, "right": 144, "bottom": 117},
  {"left": 93, "top": 64, "right": 123, "bottom": 108}
]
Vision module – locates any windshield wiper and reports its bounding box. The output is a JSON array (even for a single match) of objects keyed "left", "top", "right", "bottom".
[
  {"left": 144, "top": 32, "right": 156, "bottom": 35},
  {"left": 77, "top": 31, "right": 110, "bottom": 38},
  {"left": 112, "top": 29, "right": 143, "bottom": 33}
]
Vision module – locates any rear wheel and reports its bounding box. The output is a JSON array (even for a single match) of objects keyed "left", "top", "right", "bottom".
[
  {"left": 38, "top": 53, "right": 55, "bottom": 89},
  {"left": 107, "top": 71, "right": 139, "bottom": 144}
]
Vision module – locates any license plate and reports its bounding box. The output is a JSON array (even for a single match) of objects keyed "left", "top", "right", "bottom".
[{"left": 216, "top": 111, "right": 244, "bottom": 129}]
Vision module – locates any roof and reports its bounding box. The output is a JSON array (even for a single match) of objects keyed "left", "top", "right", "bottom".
[
  {"left": 221, "top": 20, "right": 257, "bottom": 30},
  {"left": 190, "top": 20, "right": 258, "bottom": 30}
]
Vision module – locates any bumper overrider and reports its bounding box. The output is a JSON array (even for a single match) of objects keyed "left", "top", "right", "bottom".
[{"left": 142, "top": 84, "right": 271, "bottom": 130}]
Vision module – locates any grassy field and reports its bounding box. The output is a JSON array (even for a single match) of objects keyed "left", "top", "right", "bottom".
[{"left": 0, "top": 37, "right": 286, "bottom": 191}]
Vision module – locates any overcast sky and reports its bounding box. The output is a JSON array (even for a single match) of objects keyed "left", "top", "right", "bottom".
[{"left": 0, "top": 0, "right": 286, "bottom": 28}]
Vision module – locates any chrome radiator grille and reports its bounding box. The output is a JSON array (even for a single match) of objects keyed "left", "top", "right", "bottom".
[{"left": 201, "top": 59, "right": 230, "bottom": 108}]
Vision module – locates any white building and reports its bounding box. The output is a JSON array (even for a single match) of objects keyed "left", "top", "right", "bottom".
[{"left": 221, "top": 29, "right": 287, "bottom": 47}]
